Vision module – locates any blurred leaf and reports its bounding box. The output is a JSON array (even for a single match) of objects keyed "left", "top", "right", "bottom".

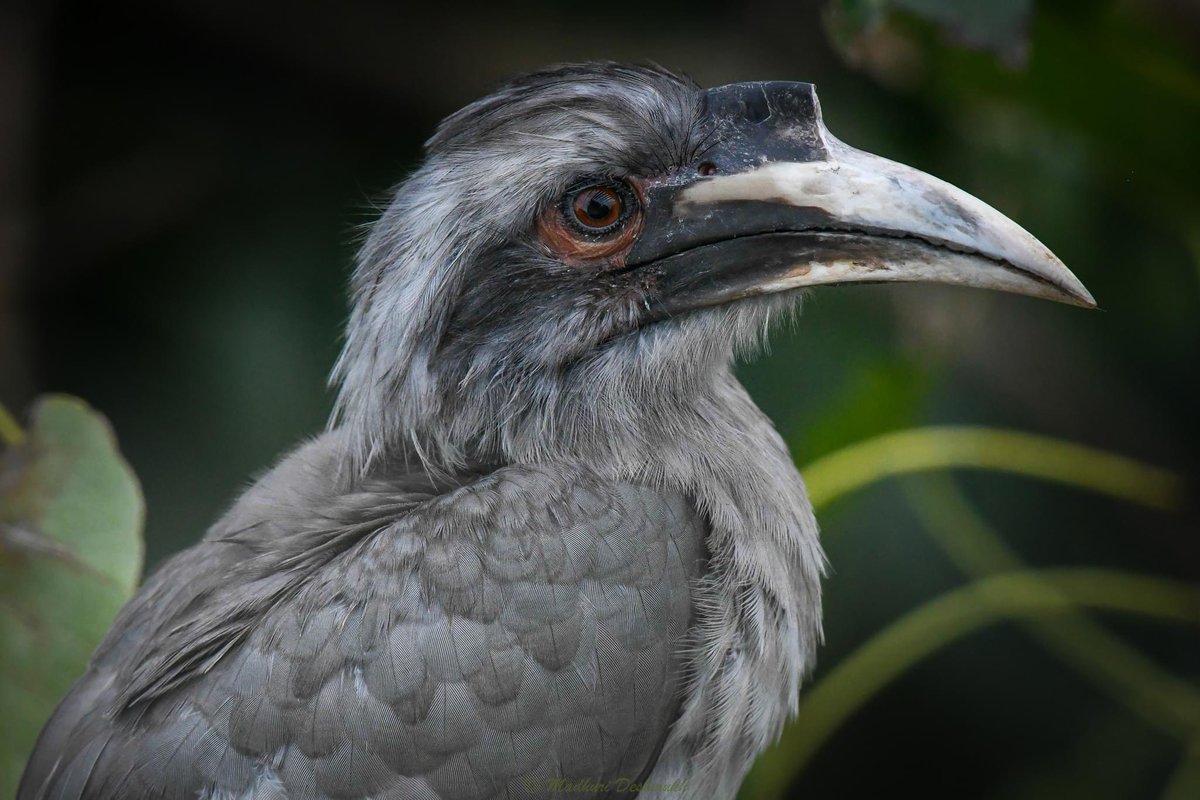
[
  {"left": 824, "top": 0, "right": 888, "bottom": 43},
  {"left": 0, "top": 395, "right": 143, "bottom": 797},
  {"left": 745, "top": 568, "right": 1200, "bottom": 800},
  {"left": 0, "top": 404, "right": 24, "bottom": 448},
  {"left": 1164, "top": 737, "right": 1200, "bottom": 800},
  {"left": 793, "top": 358, "right": 932, "bottom": 461},
  {"left": 908, "top": 476, "right": 1200, "bottom": 739},
  {"left": 745, "top": 426, "right": 1193, "bottom": 799},
  {"left": 894, "top": 0, "right": 1030, "bottom": 63},
  {"left": 825, "top": 0, "right": 1031, "bottom": 71},
  {"left": 802, "top": 425, "right": 1185, "bottom": 512}
]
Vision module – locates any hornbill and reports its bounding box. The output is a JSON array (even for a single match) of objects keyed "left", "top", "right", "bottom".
[{"left": 20, "top": 63, "right": 1093, "bottom": 800}]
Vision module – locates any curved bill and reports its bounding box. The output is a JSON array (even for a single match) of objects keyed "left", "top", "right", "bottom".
[{"left": 624, "top": 82, "right": 1095, "bottom": 322}]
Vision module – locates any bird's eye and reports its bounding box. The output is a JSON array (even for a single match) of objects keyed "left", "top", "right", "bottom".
[
  {"left": 563, "top": 181, "right": 635, "bottom": 235},
  {"left": 572, "top": 186, "right": 623, "bottom": 229},
  {"left": 538, "top": 178, "right": 643, "bottom": 267}
]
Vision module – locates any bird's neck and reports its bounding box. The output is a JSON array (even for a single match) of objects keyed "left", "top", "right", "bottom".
[{"left": 370, "top": 357, "right": 824, "bottom": 658}]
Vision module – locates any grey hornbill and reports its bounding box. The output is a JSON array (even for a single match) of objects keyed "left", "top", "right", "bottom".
[{"left": 21, "top": 64, "right": 1092, "bottom": 799}]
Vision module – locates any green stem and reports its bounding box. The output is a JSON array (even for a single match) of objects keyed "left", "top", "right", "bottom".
[
  {"left": 907, "top": 476, "right": 1200, "bottom": 739},
  {"left": 753, "top": 569, "right": 1200, "bottom": 800},
  {"left": 0, "top": 402, "right": 24, "bottom": 447},
  {"left": 801, "top": 426, "right": 1185, "bottom": 512},
  {"left": 1163, "top": 737, "right": 1200, "bottom": 800}
]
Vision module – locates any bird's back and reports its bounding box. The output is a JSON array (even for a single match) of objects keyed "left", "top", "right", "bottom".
[{"left": 20, "top": 434, "right": 707, "bottom": 799}]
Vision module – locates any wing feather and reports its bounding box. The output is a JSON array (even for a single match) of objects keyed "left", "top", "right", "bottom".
[{"left": 21, "top": 454, "right": 706, "bottom": 800}]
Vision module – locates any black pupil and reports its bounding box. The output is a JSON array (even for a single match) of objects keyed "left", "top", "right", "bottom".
[{"left": 585, "top": 192, "right": 615, "bottom": 221}]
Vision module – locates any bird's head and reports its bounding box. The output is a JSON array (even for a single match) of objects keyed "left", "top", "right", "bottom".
[{"left": 332, "top": 63, "right": 1092, "bottom": 473}]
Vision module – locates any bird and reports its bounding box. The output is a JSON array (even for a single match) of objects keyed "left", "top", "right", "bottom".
[{"left": 20, "top": 63, "right": 1093, "bottom": 800}]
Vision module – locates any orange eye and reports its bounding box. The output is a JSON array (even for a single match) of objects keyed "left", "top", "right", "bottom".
[
  {"left": 563, "top": 181, "right": 636, "bottom": 235},
  {"left": 571, "top": 186, "right": 624, "bottom": 230},
  {"left": 538, "top": 178, "right": 644, "bottom": 267}
]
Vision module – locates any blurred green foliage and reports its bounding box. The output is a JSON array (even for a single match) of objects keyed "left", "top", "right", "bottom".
[
  {"left": 742, "top": 428, "right": 1194, "bottom": 798},
  {"left": 0, "top": 397, "right": 143, "bottom": 797}
]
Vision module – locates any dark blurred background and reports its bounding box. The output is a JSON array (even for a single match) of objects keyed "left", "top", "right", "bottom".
[{"left": 2, "top": 0, "right": 1198, "bottom": 797}]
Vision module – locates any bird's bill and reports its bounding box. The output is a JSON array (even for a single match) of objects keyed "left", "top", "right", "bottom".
[{"left": 625, "top": 82, "right": 1094, "bottom": 321}]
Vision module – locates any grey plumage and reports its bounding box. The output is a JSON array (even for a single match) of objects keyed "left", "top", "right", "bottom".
[
  {"left": 21, "top": 62, "right": 1091, "bottom": 800},
  {"left": 25, "top": 432, "right": 708, "bottom": 798}
]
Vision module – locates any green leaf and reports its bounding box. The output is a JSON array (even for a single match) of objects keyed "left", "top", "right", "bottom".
[
  {"left": 825, "top": 0, "right": 1031, "bottom": 66},
  {"left": 742, "top": 568, "right": 1200, "bottom": 800},
  {"left": 893, "top": 0, "right": 1030, "bottom": 62},
  {"left": 1164, "top": 737, "right": 1200, "bottom": 800},
  {"left": 905, "top": 476, "right": 1200, "bottom": 739},
  {"left": 0, "top": 395, "right": 144, "bottom": 797},
  {"left": 801, "top": 425, "right": 1185, "bottom": 513}
]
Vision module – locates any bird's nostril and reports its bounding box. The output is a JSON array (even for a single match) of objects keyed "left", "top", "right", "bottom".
[{"left": 697, "top": 162, "right": 718, "bottom": 176}]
